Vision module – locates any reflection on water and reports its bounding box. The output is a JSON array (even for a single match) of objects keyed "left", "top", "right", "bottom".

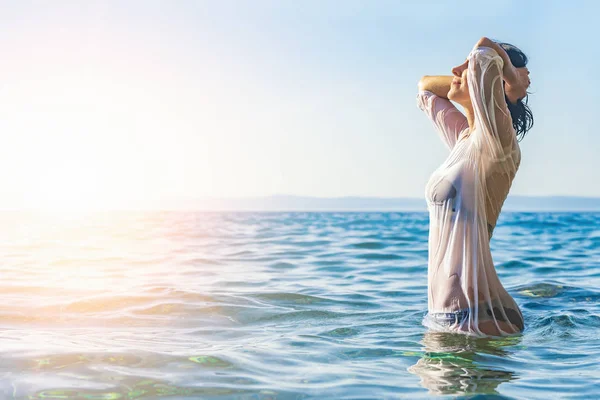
[
  {"left": 27, "top": 378, "right": 279, "bottom": 400},
  {"left": 409, "top": 332, "right": 521, "bottom": 396}
]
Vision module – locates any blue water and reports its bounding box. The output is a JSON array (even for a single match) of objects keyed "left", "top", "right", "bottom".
[{"left": 0, "top": 211, "right": 599, "bottom": 399}]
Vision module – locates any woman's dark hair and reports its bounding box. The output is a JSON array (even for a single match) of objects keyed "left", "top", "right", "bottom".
[{"left": 495, "top": 41, "right": 534, "bottom": 141}]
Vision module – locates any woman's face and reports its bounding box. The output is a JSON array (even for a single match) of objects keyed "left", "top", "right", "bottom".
[
  {"left": 447, "top": 60, "right": 470, "bottom": 107},
  {"left": 448, "top": 59, "right": 532, "bottom": 106}
]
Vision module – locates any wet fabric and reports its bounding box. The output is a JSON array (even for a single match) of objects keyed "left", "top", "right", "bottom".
[
  {"left": 429, "top": 309, "right": 471, "bottom": 328},
  {"left": 417, "top": 46, "right": 524, "bottom": 336}
]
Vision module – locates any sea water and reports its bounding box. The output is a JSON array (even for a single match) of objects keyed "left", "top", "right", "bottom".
[{"left": 0, "top": 211, "right": 598, "bottom": 399}]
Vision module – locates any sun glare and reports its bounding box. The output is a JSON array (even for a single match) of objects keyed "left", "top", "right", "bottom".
[{"left": 3, "top": 73, "right": 177, "bottom": 212}]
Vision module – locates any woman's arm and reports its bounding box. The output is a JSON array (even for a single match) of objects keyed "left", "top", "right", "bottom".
[
  {"left": 467, "top": 38, "right": 516, "bottom": 151},
  {"left": 417, "top": 75, "right": 453, "bottom": 99},
  {"left": 472, "top": 37, "right": 521, "bottom": 91},
  {"left": 416, "top": 78, "right": 468, "bottom": 150}
]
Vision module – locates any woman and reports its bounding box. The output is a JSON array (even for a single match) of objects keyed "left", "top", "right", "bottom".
[{"left": 417, "top": 37, "right": 533, "bottom": 336}]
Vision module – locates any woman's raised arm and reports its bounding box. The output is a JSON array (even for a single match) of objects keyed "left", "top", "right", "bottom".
[
  {"left": 416, "top": 76, "right": 469, "bottom": 150},
  {"left": 467, "top": 39, "right": 518, "bottom": 152},
  {"left": 418, "top": 75, "right": 453, "bottom": 99},
  {"left": 471, "top": 37, "right": 519, "bottom": 90}
]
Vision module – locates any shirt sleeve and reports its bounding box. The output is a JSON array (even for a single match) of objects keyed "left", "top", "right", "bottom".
[
  {"left": 416, "top": 90, "right": 469, "bottom": 150},
  {"left": 466, "top": 46, "right": 516, "bottom": 160}
]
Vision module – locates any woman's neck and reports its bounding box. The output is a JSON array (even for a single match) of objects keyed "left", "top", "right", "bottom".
[{"left": 464, "top": 105, "right": 476, "bottom": 135}]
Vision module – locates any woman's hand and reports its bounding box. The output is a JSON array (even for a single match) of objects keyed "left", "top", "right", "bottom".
[{"left": 473, "top": 37, "right": 530, "bottom": 104}]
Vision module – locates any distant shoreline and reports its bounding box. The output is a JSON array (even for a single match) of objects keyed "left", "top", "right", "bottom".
[
  {"left": 148, "top": 195, "right": 600, "bottom": 212},
  {"left": 4, "top": 195, "right": 600, "bottom": 212}
]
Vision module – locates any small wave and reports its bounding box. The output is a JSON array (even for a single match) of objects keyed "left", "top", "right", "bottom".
[
  {"left": 251, "top": 292, "right": 331, "bottom": 305},
  {"left": 319, "top": 327, "right": 360, "bottom": 337},
  {"left": 267, "top": 261, "right": 296, "bottom": 270},
  {"left": 356, "top": 253, "right": 403, "bottom": 260},
  {"left": 256, "top": 310, "right": 348, "bottom": 323},
  {"left": 349, "top": 241, "right": 387, "bottom": 250}
]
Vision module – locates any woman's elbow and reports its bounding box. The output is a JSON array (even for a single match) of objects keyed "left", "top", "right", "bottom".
[
  {"left": 476, "top": 36, "right": 494, "bottom": 48},
  {"left": 418, "top": 76, "right": 430, "bottom": 92}
]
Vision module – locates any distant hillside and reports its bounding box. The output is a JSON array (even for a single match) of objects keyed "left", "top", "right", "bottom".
[{"left": 174, "top": 195, "right": 600, "bottom": 212}]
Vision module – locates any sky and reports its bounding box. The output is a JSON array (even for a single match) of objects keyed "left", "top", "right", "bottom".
[{"left": 0, "top": 0, "right": 598, "bottom": 209}]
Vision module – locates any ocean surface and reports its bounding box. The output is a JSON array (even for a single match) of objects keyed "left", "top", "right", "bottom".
[{"left": 0, "top": 211, "right": 599, "bottom": 399}]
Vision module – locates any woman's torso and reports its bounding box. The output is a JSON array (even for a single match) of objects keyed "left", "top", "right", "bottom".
[{"left": 425, "top": 128, "right": 521, "bottom": 316}]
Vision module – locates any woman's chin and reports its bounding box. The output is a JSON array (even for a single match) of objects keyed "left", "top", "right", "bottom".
[
  {"left": 448, "top": 92, "right": 461, "bottom": 103},
  {"left": 447, "top": 89, "right": 460, "bottom": 102},
  {"left": 448, "top": 92, "right": 469, "bottom": 107}
]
